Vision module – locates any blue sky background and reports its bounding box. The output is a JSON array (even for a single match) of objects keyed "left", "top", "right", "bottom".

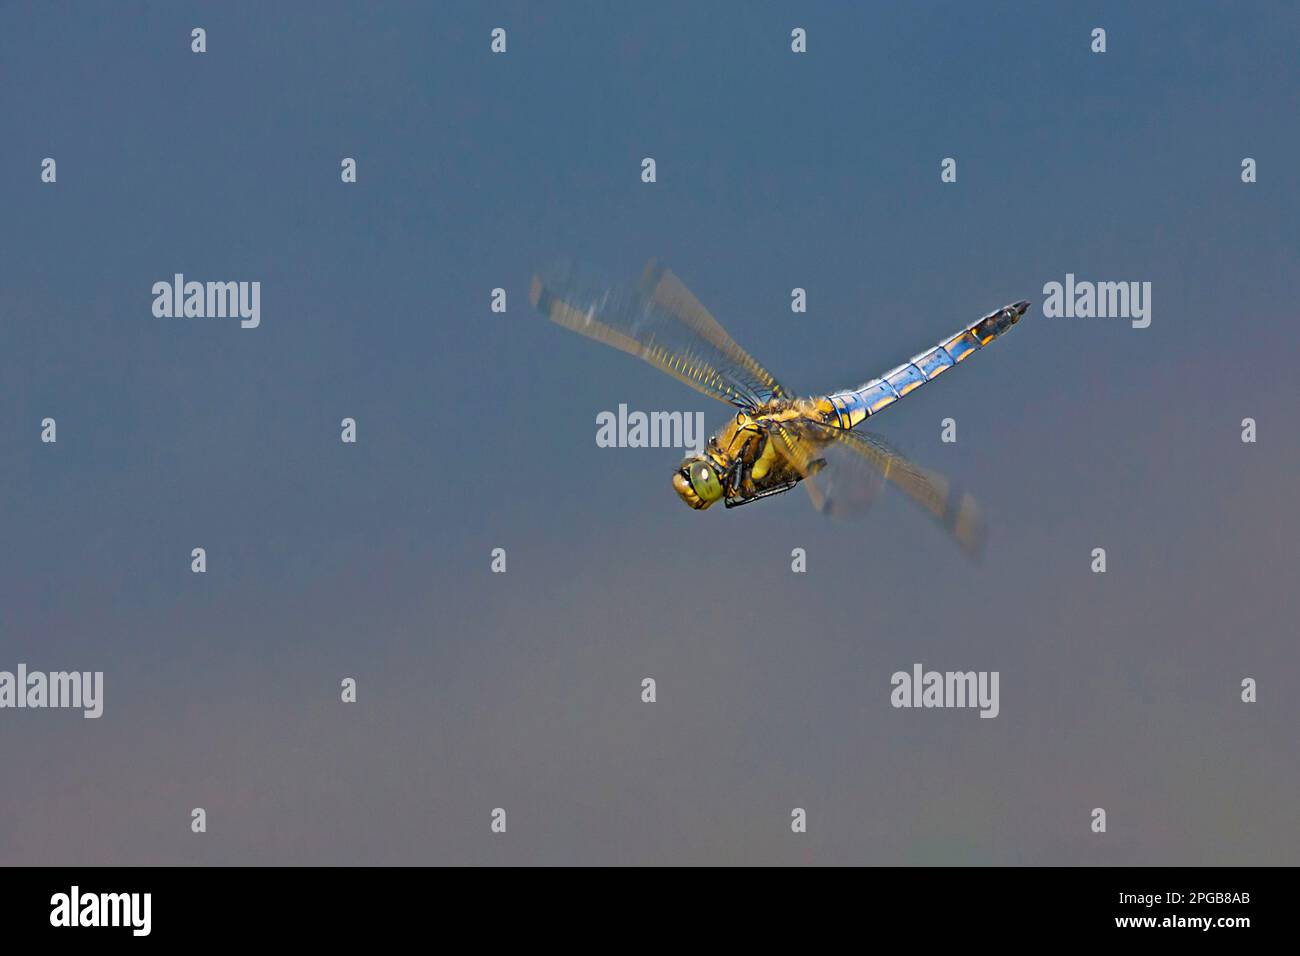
[{"left": 1, "top": 1, "right": 1297, "bottom": 864}]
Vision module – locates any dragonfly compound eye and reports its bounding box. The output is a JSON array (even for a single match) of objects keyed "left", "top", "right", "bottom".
[
  {"left": 672, "top": 457, "right": 722, "bottom": 509},
  {"left": 689, "top": 462, "right": 723, "bottom": 503}
]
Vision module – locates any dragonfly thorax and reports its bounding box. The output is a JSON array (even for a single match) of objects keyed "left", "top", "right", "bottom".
[{"left": 672, "top": 408, "right": 810, "bottom": 511}]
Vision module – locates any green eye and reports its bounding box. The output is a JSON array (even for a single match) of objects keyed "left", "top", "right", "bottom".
[{"left": 689, "top": 462, "right": 723, "bottom": 502}]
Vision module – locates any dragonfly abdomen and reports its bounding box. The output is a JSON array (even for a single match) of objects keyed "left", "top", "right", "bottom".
[{"left": 824, "top": 299, "right": 1031, "bottom": 430}]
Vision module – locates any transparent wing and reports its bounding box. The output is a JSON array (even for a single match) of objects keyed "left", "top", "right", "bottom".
[
  {"left": 530, "top": 260, "right": 791, "bottom": 409},
  {"left": 767, "top": 419, "right": 987, "bottom": 559}
]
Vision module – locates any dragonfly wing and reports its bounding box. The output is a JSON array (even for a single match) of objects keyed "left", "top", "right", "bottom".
[
  {"left": 635, "top": 261, "right": 791, "bottom": 403},
  {"left": 530, "top": 260, "right": 790, "bottom": 409},
  {"left": 767, "top": 419, "right": 987, "bottom": 559}
]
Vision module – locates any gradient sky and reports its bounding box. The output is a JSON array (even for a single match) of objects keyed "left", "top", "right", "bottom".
[{"left": 1, "top": 1, "right": 1297, "bottom": 865}]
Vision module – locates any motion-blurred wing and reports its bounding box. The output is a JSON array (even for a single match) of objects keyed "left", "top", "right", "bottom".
[
  {"left": 530, "top": 260, "right": 790, "bottom": 409},
  {"left": 767, "top": 419, "right": 987, "bottom": 559}
]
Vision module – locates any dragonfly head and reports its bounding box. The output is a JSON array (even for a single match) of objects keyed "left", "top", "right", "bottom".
[{"left": 673, "top": 455, "right": 724, "bottom": 510}]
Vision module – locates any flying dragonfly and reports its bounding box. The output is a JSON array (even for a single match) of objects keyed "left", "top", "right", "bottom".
[{"left": 530, "top": 261, "right": 1030, "bottom": 558}]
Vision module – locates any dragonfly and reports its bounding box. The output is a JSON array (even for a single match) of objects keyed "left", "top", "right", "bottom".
[{"left": 530, "top": 260, "right": 1030, "bottom": 558}]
